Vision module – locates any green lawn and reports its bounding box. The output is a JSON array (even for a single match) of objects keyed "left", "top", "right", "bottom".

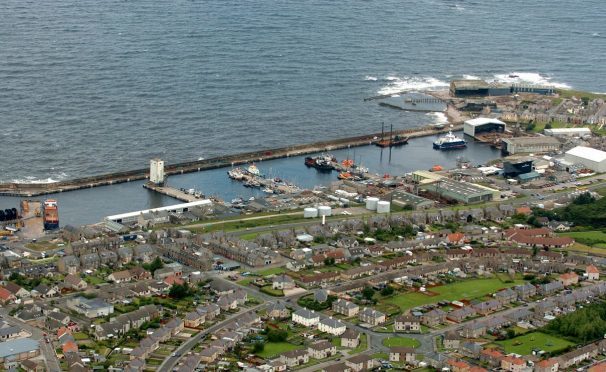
[
  {"left": 560, "top": 231, "right": 606, "bottom": 247},
  {"left": 495, "top": 332, "right": 575, "bottom": 355},
  {"left": 84, "top": 275, "right": 106, "bottom": 285},
  {"left": 73, "top": 332, "right": 89, "bottom": 341},
  {"left": 385, "top": 278, "right": 523, "bottom": 312},
  {"left": 256, "top": 267, "right": 287, "bottom": 277},
  {"left": 256, "top": 342, "right": 302, "bottom": 359},
  {"left": 261, "top": 286, "right": 284, "bottom": 297},
  {"left": 382, "top": 337, "right": 421, "bottom": 348}
]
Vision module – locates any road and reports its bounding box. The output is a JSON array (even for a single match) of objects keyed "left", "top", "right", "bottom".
[
  {"left": 0, "top": 307, "right": 61, "bottom": 372},
  {"left": 157, "top": 303, "right": 265, "bottom": 372}
]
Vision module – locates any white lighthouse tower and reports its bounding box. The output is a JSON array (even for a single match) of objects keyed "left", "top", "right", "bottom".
[{"left": 149, "top": 158, "right": 165, "bottom": 186}]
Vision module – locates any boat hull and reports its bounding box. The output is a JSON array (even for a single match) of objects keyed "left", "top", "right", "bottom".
[{"left": 433, "top": 142, "right": 467, "bottom": 150}]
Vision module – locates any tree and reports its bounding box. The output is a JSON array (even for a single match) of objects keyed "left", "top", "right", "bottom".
[
  {"left": 381, "top": 285, "right": 394, "bottom": 296},
  {"left": 362, "top": 286, "right": 375, "bottom": 301},
  {"left": 545, "top": 123, "right": 553, "bottom": 129},
  {"left": 532, "top": 245, "right": 539, "bottom": 257},
  {"left": 252, "top": 341, "right": 265, "bottom": 353},
  {"left": 324, "top": 257, "right": 335, "bottom": 266},
  {"left": 169, "top": 282, "right": 190, "bottom": 299},
  {"left": 143, "top": 257, "right": 164, "bottom": 275}
]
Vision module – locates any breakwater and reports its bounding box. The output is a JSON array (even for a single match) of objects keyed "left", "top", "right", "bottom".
[{"left": 0, "top": 124, "right": 461, "bottom": 197}]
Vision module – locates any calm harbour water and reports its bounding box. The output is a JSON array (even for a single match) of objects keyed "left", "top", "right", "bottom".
[{"left": 1, "top": 0, "right": 605, "bottom": 224}]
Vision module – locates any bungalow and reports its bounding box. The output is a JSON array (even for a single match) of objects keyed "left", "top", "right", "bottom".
[
  {"left": 358, "top": 308, "right": 386, "bottom": 326},
  {"left": 340, "top": 329, "right": 360, "bottom": 348},
  {"left": 446, "top": 359, "right": 472, "bottom": 372},
  {"left": 443, "top": 331, "right": 461, "bottom": 350},
  {"left": 495, "top": 288, "right": 517, "bottom": 305},
  {"left": 421, "top": 308, "right": 446, "bottom": 327},
  {"left": 267, "top": 302, "right": 290, "bottom": 319},
  {"left": 272, "top": 275, "right": 296, "bottom": 290},
  {"left": 217, "top": 296, "right": 238, "bottom": 311},
  {"left": 559, "top": 272, "right": 579, "bottom": 286},
  {"left": 447, "top": 306, "right": 477, "bottom": 323},
  {"left": 0, "top": 287, "right": 16, "bottom": 304},
  {"left": 318, "top": 318, "right": 346, "bottom": 336},
  {"left": 514, "top": 283, "right": 537, "bottom": 300},
  {"left": 31, "top": 284, "right": 59, "bottom": 298},
  {"left": 4, "top": 282, "right": 30, "bottom": 299},
  {"left": 308, "top": 340, "right": 337, "bottom": 359},
  {"left": 332, "top": 299, "right": 359, "bottom": 317},
  {"left": 345, "top": 354, "right": 375, "bottom": 372},
  {"left": 587, "top": 265, "right": 600, "bottom": 280},
  {"left": 479, "top": 348, "right": 504, "bottom": 367},
  {"left": 500, "top": 355, "right": 526, "bottom": 372},
  {"left": 107, "top": 269, "right": 133, "bottom": 283},
  {"left": 534, "top": 358, "right": 559, "bottom": 372},
  {"left": 292, "top": 309, "right": 320, "bottom": 327},
  {"left": 472, "top": 299, "right": 501, "bottom": 315},
  {"left": 63, "top": 275, "right": 87, "bottom": 291},
  {"left": 538, "top": 281, "right": 563, "bottom": 295},
  {"left": 199, "top": 346, "right": 222, "bottom": 364},
  {"left": 394, "top": 314, "right": 421, "bottom": 333},
  {"left": 389, "top": 347, "right": 416, "bottom": 364},
  {"left": 460, "top": 322, "right": 486, "bottom": 338},
  {"left": 184, "top": 311, "right": 205, "bottom": 328},
  {"left": 279, "top": 349, "right": 309, "bottom": 367}
]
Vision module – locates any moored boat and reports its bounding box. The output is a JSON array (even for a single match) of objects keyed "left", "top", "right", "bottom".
[{"left": 433, "top": 127, "right": 467, "bottom": 150}]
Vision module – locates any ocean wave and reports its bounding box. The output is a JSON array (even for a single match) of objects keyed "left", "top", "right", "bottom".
[
  {"left": 365, "top": 76, "right": 378, "bottom": 81},
  {"left": 11, "top": 172, "right": 69, "bottom": 184},
  {"left": 426, "top": 112, "right": 449, "bottom": 125},
  {"left": 462, "top": 74, "right": 481, "bottom": 80},
  {"left": 378, "top": 76, "right": 449, "bottom": 95},
  {"left": 492, "top": 72, "right": 571, "bottom": 89}
]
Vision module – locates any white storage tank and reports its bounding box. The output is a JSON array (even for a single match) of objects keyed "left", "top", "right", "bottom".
[
  {"left": 365, "top": 197, "right": 379, "bottom": 211},
  {"left": 377, "top": 201, "right": 390, "bottom": 214},
  {"left": 303, "top": 207, "right": 318, "bottom": 218},
  {"left": 318, "top": 206, "right": 332, "bottom": 216}
]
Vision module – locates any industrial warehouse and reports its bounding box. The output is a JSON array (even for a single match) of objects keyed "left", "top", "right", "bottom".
[{"left": 501, "top": 136, "right": 562, "bottom": 155}]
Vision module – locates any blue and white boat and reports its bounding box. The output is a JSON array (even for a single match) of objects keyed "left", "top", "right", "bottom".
[{"left": 433, "top": 127, "right": 467, "bottom": 150}]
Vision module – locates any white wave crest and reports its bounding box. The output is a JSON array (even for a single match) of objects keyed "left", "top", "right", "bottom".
[
  {"left": 11, "top": 172, "right": 69, "bottom": 184},
  {"left": 365, "top": 76, "right": 378, "bottom": 81},
  {"left": 492, "top": 72, "right": 571, "bottom": 89},
  {"left": 426, "top": 112, "right": 449, "bottom": 125},
  {"left": 378, "top": 76, "right": 449, "bottom": 95},
  {"left": 462, "top": 74, "right": 481, "bottom": 80}
]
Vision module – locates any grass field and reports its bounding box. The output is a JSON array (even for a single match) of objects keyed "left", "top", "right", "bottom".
[
  {"left": 385, "top": 278, "right": 523, "bottom": 311},
  {"left": 560, "top": 231, "right": 606, "bottom": 247},
  {"left": 382, "top": 337, "right": 421, "bottom": 348},
  {"left": 256, "top": 342, "right": 302, "bottom": 359},
  {"left": 495, "top": 332, "right": 575, "bottom": 355},
  {"left": 256, "top": 267, "right": 287, "bottom": 276}
]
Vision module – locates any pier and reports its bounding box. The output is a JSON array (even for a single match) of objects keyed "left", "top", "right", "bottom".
[
  {"left": 0, "top": 124, "right": 461, "bottom": 197},
  {"left": 142, "top": 182, "right": 202, "bottom": 203}
]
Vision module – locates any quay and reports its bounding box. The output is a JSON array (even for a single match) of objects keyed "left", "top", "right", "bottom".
[
  {"left": 0, "top": 124, "right": 461, "bottom": 197},
  {"left": 142, "top": 182, "right": 202, "bottom": 203}
]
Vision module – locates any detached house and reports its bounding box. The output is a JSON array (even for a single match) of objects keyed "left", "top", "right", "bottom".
[
  {"left": 394, "top": 314, "right": 421, "bottom": 333},
  {"left": 359, "top": 308, "right": 386, "bottom": 326},
  {"left": 332, "top": 299, "right": 359, "bottom": 317},
  {"left": 292, "top": 309, "right": 320, "bottom": 327}
]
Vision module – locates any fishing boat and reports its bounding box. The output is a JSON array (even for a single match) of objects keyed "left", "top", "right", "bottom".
[
  {"left": 247, "top": 164, "right": 262, "bottom": 176},
  {"left": 304, "top": 154, "right": 335, "bottom": 171},
  {"left": 227, "top": 168, "right": 245, "bottom": 180},
  {"left": 373, "top": 123, "right": 409, "bottom": 147},
  {"left": 338, "top": 172, "right": 352, "bottom": 180},
  {"left": 433, "top": 126, "right": 467, "bottom": 150}
]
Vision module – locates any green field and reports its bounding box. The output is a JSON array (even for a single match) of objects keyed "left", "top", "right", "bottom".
[
  {"left": 560, "top": 231, "right": 606, "bottom": 247},
  {"left": 256, "top": 342, "right": 302, "bottom": 359},
  {"left": 256, "top": 267, "right": 287, "bottom": 277},
  {"left": 385, "top": 278, "right": 523, "bottom": 312},
  {"left": 382, "top": 337, "right": 421, "bottom": 348},
  {"left": 495, "top": 332, "right": 575, "bottom": 355}
]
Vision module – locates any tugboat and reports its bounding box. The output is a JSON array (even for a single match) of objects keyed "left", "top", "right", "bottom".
[
  {"left": 373, "top": 123, "right": 409, "bottom": 148},
  {"left": 246, "top": 164, "right": 263, "bottom": 177},
  {"left": 304, "top": 154, "right": 335, "bottom": 171},
  {"left": 433, "top": 126, "right": 467, "bottom": 150}
]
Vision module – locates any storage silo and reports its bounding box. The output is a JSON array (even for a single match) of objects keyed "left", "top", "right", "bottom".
[
  {"left": 377, "top": 201, "right": 391, "bottom": 214},
  {"left": 318, "top": 206, "right": 332, "bottom": 216},
  {"left": 365, "top": 197, "right": 379, "bottom": 211},
  {"left": 303, "top": 207, "right": 318, "bottom": 218}
]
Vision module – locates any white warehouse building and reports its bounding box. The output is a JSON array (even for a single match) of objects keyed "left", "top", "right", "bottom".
[
  {"left": 544, "top": 128, "right": 592, "bottom": 137},
  {"left": 564, "top": 146, "right": 606, "bottom": 173},
  {"left": 463, "top": 118, "right": 506, "bottom": 139}
]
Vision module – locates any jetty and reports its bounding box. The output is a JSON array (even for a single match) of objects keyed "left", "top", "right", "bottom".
[
  {"left": 0, "top": 124, "right": 461, "bottom": 197},
  {"left": 142, "top": 182, "right": 202, "bottom": 203}
]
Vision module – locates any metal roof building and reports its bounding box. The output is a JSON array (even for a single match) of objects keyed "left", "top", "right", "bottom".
[
  {"left": 0, "top": 338, "right": 39, "bottom": 363},
  {"left": 565, "top": 146, "right": 606, "bottom": 173},
  {"left": 464, "top": 118, "right": 506, "bottom": 139},
  {"left": 422, "top": 179, "right": 494, "bottom": 204},
  {"left": 105, "top": 199, "right": 212, "bottom": 224},
  {"left": 544, "top": 127, "right": 592, "bottom": 137},
  {"left": 501, "top": 136, "right": 561, "bottom": 155}
]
